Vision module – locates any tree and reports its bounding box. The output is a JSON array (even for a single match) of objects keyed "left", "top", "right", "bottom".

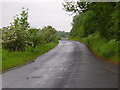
[
  {"left": 70, "top": 11, "right": 96, "bottom": 37},
  {"left": 2, "top": 8, "right": 30, "bottom": 51},
  {"left": 63, "top": 1, "right": 119, "bottom": 40},
  {"left": 42, "top": 25, "right": 57, "bottom": 43},
  {"left": 12, "top": 7, "right": 30, "bottom": 30},
  {"left": 27, "top": 28, "right": 44, "bottom": 48},
  {"left": 109, "top": 3, "right": 120, "bottom": 40},
  {"left": 62, "top": 0, "right": 91, "bottom": 14},
  {"left": 2, "top": 8, "right": 58, "bottom": 52}
]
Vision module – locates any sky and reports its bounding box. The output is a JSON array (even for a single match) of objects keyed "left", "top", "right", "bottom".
[{"left": 0, "top": 0, "right": 73, "bottom": 32}]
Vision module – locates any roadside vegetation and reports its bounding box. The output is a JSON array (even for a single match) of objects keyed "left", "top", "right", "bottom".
[
  {"left": 1, "top": 8, "right": 59, "bottom": 71},
  {"left": 63, "top": 2, "right": 119, "bottom": 63},
  {"left": 2, "top": 42, "right": 58, "bottom": 71}
]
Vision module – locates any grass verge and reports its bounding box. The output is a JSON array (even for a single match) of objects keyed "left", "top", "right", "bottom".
[
  {"left": 69, "top": 36, "right": 119, "bottom": 63},
  {"left": 2, "top": 41, "right": 58, "bottom": 71}
]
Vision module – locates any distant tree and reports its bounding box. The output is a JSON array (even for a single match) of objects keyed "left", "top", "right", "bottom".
[{"left": 57, "top": 31, "right": 69, "bottom": 38}]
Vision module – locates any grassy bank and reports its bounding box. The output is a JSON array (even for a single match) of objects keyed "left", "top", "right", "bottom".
[
  {"left": 69, "top": 36, "right": 119, "bottom": 63},
  {"left": 2, "top": 41, "right": 58, "bottom": 71}
]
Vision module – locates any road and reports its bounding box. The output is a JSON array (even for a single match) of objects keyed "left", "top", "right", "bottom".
[{"left": 2, "top": 40, "right": 118, "bottom": 88}]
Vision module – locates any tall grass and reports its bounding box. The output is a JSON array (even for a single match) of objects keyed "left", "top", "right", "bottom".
[
  {"left": 2, "top": 42, "right": 58, "bottom": 71},
  {"left": 69, "top": 36, "right": 119, "bottom": 63}
]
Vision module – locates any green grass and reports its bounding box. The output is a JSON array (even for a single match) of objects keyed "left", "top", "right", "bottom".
[
  {"left": 69, "top": 36, "right": 119, "bottom": 63},
  {"left": 2, "top": 41, "right": 58, "bottom": 71}
]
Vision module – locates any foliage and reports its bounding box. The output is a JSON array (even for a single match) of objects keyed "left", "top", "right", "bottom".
[
  {"left": 62, "top": 0, "right": 91, "bottom": 14},
  {"left": 1, "top": 8, "right": 60, "bottom": 71},
  {"left": 1, "top": 7, "right": 61, "bottom": 71},
  {"left": 2, "top": 8, "right": 29, "bottom": 51},
  {"left": 42, "top": 25, "right": 57, "bottom": 43},
  {"left": 63, "top": 1, "right": 119, "bottom": 62},
  {"left": 2, "top": 42, "right": 58, "bottom": 71},
  {"left": 27, "top": 28, "right": 44, "bottom": 48},
  {"left": 2, "top": 8, "right": 58, "bottom": 51},
  {"left": 2, "top": 26, "right": 28, "bottom": 51},
  {"left": 70, "top": 11, "right": 96, "bottom": 37},
  {"left": 63, "top": 2, "right": 119, "bottom": 40},
  {"left": 69, "top": 36, "right": 119, "bottom": 63},
  {"left": 12, "top": 8, "right": 30, "bottom": 30}
]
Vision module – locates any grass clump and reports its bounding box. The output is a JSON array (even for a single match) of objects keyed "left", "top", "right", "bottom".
[{"left": 69, "top": 36, "right": 119, "bottom": 63}]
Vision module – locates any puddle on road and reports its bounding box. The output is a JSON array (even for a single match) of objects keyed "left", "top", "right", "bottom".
[
  {"left": 65, "top": 42, "right": 72, "bottom": 45},
  {"left": 26, "top": 76, "right": 42, "bottom": 79},
  {"left": 56, "top": 77, "right": 63, "bottom": 79}
]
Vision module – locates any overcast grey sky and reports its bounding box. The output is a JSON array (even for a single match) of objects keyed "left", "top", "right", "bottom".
[{"left": 1, "top": 0, "right": 73, "bottom": 32}]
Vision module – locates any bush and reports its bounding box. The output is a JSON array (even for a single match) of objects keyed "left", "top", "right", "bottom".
[
  {"left": 98, "top": 40, "right": 118, "bottom": 58},
  {"left": 2, "top": 27, "right": 27, "bottom": 51}
]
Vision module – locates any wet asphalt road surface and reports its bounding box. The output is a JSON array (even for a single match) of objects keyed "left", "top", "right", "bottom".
[{"left": 2, "top": 40, "right": 118, "bottom": 88}]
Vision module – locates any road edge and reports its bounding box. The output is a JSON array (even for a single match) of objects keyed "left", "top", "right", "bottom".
[{"left": 2, "top": 41, "right": 59, "bottom": 74}]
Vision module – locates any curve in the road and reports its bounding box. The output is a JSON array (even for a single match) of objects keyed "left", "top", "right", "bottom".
[{"left": 2, "top": 40, "right": 118, "bottom": 88}]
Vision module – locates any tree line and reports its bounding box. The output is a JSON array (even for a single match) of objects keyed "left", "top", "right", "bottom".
[
  {"left": 63, "top": 1, "right": 119, "bottom": 61},
  {"left": 1, "top": 8, "right": 57, "bottom": 52},
  {"left": 63, "top": 1, "right": 119, "bottom": 41}
]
